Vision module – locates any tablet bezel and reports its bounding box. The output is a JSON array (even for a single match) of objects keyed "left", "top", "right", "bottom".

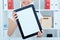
[{"left": 14, "top": 4, "right": 42, "bottom": 39}]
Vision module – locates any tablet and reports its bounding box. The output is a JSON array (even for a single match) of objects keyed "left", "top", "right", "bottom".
[{"left": 14, "top": 4, "right": 42, "bottom": 39}]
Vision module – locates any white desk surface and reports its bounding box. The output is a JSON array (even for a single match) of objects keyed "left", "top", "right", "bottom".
[{"left": 3, "top": 30, "right": 59, "bottom": 40}]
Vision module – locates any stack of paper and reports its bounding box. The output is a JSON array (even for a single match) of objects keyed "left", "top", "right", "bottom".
[{"left": 40, "top": 16, "right": 52, "bottom": 28}]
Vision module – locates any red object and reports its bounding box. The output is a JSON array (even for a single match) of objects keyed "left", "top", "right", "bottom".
[
  {"left": 8, "top": 0, "right": 13, "bottom": 9},
  {"left": 45, "top": 0, "right": 50, "bottom": 9}
]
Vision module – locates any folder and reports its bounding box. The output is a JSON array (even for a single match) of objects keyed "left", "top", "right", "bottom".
[
  {"left": 8, "top": 0, "right": 14, "bottom": 9},
  {"left": 45, "top": 0, "right": 50, "bottom": 9}
]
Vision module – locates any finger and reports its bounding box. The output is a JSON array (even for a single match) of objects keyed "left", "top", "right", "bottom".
[
  {"left": 15, "top": 18, "right": 18, "bottom": 20},
  {"left": 14, "top": 16, "right": 18, "bottom": 21},
  {"left": 14, "top": 14, "right": 17, "bottom": 16},
  {"left": 41, "top": 30, "right": 44, "bottom": 33},
  {"left": 37, "top": 30, "right": 44, "bottom": 37},
  {"left": 37, "top": 32, "right": 42, "bottom": 37},
  {"left": 13, "top": 15, "right": 18, "bottom": 18},
  {"left": 12, "top": 12, "right": 17, "bottom": 16},
  {"left": 13, "top": 16, "right": 18, "bottom": 19},
  {"left": 12, "top": 12, "right": 17, "bottom": 18}
]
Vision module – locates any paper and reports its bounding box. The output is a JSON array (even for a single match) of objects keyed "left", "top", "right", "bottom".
[
  {"left": 16, "top": 7, "right": 40, "bottom": 36},
  {"left": 40, "top": 16, "right": 52, "bottom": 28}
]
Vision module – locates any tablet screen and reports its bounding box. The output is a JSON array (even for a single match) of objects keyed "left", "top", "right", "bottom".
[{"left": 17, "top": 7, "right": 39, "bottom": 36}]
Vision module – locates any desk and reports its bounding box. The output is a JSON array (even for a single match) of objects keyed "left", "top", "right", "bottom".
[{"left": 3, "top": 30, "right": 59, "bottom": 40}]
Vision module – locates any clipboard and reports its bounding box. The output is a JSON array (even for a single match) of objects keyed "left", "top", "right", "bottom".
[{"left": 14, "top": 4, "right": 42, "bottom": 39}]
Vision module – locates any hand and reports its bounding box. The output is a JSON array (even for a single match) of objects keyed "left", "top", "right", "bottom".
[
  {"left": 37, "top": 19, "right": 44, "bottom": 37},
  {"left": 12, "top": 12, "right": 18, "bottom": 21},
  {"left": 37, "top": 30, "right": 44, "bottom": 37}
]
